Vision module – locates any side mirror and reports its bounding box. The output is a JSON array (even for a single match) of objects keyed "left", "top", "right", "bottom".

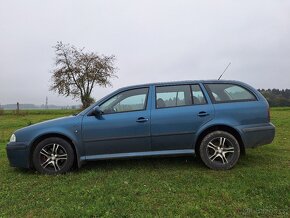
[{"left": 92, "top": 106, "right": 103, "bottom": 116}]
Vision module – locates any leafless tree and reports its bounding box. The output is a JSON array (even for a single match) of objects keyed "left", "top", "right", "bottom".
[{"left": 50, "top": 42, "right": 117, "bottom": 108}]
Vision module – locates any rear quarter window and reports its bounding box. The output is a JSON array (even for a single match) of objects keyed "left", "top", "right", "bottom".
[{"left": 205, "top": 83, "right": 257, "bottom": 103}]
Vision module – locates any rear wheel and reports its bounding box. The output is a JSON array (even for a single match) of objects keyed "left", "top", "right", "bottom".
[
  {"left": 199, "top": 131, "right": 240, "bottom": 170},
  {"left": 32, "top": 137, "right": 74, "bottom": 174}
]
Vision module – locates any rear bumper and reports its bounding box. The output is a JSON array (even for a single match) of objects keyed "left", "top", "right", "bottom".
[
  {"left": 240, "top": 123, "right": 275, "bottom": 148},
  {"left": 6, "top": 142, "right": 30, "bottom": 169}
]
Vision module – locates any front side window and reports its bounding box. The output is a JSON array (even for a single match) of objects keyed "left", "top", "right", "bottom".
[
  {"left": 156, "top": 85, "right": 192, "bottom": 108},
  {"left": 205, "top": 83, "right": 256, "bottom": 103},
  {"left": 100, "top": 88, "right": 148, "bottom": 114}
]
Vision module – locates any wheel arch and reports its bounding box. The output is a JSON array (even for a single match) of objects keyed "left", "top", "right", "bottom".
[
  {"left": 194, "top": 124, "right": 245, "bottom": 156},
  {"left": 29, "top": 133, "right": 81, "bottom": 169}
]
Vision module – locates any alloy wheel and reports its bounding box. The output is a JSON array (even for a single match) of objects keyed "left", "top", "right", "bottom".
[
  {"left": 206, "top": 137, "right": 235, "bottom": 165},
  {"left": 39, "top": 143, "right": 68, "bottom": 172}
]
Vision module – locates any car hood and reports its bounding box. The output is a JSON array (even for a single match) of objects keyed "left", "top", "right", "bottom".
[
  {"left": 20, "top": 116, "right": 76, "bottom": 130},
  {"left": 13, "top": 115, "right": 83, "bottom": 142}
]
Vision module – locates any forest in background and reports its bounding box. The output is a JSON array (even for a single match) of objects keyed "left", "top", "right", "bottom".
[{"left": 258, "top": 89, "right": 290, "bottom": 107}]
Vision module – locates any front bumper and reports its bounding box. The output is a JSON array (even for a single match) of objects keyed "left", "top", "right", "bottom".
[
  {"left": 241, "top": 123, "right": 275, "bottom": 148},
  {"left": 6, "top": 142, "right": 30, "bottom": 169}
]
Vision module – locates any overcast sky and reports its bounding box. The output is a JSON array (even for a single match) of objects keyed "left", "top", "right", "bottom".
[{"left": 0, "top": 0, "right": 289, "bottom": 105}]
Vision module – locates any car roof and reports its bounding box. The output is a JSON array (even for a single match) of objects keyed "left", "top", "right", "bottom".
[{"left": 119, "top": 80, "right": 247, "bottom": 90}]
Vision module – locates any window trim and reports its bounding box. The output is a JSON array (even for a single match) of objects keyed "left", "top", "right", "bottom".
[
  {"left": 99, "top": 87, "right": 150, "bottom": 115},
  {"left": 204, "top": 83, "right": 258, "bottom": 104}
]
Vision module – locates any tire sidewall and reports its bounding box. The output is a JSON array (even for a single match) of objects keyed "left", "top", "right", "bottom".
[
  {"left": 199, "top": 131, "right": 240, "bottom": 170},
  {"left": 32, "top": 137, "right": 74, "bottom": 174}
]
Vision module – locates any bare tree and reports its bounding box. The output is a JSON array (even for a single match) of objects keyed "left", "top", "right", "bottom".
[{"left": 50, "top": 42, "right": 117, "bottom": 108}]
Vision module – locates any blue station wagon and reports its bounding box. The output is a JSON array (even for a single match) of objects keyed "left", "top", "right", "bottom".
[{"left": 6, "top": 80, "right": 275, "bottom": 174}]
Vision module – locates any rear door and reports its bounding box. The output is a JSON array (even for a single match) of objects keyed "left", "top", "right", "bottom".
[{"left": 150, "top": 84, "right": 214, "bottom": 151}]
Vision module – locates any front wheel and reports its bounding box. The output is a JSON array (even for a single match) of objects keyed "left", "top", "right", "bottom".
[
  {"left": 32, "top": 137, "right": 74, "bottom": 174},
  {"left": 199, "top": 131, "right": 240, "bottom": 170}
]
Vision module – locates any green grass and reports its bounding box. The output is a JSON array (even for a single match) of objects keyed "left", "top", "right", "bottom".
[{"left": 0, "top": 108, "right": 289, "bottom": 217}]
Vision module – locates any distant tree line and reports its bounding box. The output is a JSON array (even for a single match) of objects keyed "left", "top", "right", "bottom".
[{"left": 258, "top": 89, "right": 290, "bottom": 107}]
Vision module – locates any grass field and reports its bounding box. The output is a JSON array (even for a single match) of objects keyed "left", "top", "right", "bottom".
[{"left": 0, "top": 108, "right": 289, "bottom": 217}]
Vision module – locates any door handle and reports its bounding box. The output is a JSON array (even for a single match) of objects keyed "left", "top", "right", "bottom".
[
  {"left": 198, "top": 111, "right": 209, "bottom": 117},
  {"left": 136, "top": 117, "right": 149, "bottom": 123}
]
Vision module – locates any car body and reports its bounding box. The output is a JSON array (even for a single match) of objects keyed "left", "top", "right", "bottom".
[{"left": 6, "top": 80, "right": 275, "bottom": 174}]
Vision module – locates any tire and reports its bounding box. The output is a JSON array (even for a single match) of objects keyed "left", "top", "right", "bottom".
[
  {"left": 199, "top": 131, "right": 240, "bottom": 170},
  {"left": 32, "top": 137, "right": 74, "bottom": 174}
]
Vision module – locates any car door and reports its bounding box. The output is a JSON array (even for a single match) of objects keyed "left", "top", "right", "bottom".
[
  {"left": 82, "top": 87, "right": 151, "bottom": 157},
  {"left": 151, "top": 84, "right": 214, "bottom": 151}
]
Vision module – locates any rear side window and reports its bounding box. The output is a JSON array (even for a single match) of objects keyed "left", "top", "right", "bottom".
[
  {"left": 191, "top": 84, "right": 206, "bottom": 104},
  {"left": 156, "top": 85, "right": 192, "bottom": 108},
  {"left": 205, "top": 83, "right": 256, "bottom": 103}
]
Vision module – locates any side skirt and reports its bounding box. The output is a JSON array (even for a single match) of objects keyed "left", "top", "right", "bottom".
[{"left": 82, "top": 149, "right": 195, "bottom": 161}]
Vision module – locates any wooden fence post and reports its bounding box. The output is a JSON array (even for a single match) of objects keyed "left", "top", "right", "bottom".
[{"left": 16, "top": 102, "right": 19, "bottom": 114}]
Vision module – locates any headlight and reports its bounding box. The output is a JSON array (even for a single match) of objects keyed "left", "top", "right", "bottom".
[{"left": 10, "top": 134, "right": 16, "bottom": 142}]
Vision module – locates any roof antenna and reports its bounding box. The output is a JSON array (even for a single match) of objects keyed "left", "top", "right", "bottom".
[{"left": 218, "top": 62, "right": 231, "bottom": 80}]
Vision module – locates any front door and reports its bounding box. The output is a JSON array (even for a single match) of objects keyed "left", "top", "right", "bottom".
[{"left": 82, "top": 87, "right": 151, "bottom": 157}]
